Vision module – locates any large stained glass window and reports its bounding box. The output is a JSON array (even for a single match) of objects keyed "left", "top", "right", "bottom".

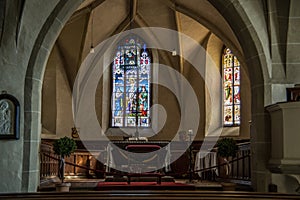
[
  {"left": 112, "top": 35, "right": 151, "bottom": 128},
  {"left": 223, "top": 47, "right": 241, "bottom": 126}
]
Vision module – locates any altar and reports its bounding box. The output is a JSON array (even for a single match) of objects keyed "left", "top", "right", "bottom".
[{"left": 105, "top": 140, "right": 171, "bottom": 173}]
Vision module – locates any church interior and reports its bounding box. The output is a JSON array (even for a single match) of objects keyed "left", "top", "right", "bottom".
[{"left": 0, "top": 0, "right": 300, "bottom": 199}]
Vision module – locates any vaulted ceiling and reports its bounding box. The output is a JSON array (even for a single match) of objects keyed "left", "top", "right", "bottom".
[
  {"left": 49, "top": 0, "right": 242, "bottom": 88},
  {"left": 43, "top": 0, "right": 248, "bottom": 137}
]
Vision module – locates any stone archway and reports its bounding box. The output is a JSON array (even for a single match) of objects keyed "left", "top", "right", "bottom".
[
  {"left": 23, "top": 0, "right": 84, "bottom": 192},
  {"left": 159, "top": 0, "right": 271, "bottom": 192},
  {"left": 23, "top": 0, "right": 271, "bottom": 192},
  {"left": 207, "top": 0, "right": 272, "bottom": 192}
]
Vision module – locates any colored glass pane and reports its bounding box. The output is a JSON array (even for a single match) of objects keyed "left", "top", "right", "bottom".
[
  {"left": 224, "top": 106, "right": 233, "bottom": 125},
  {"left": 223, "top": 47, "right": 241, "bottom": 126}
]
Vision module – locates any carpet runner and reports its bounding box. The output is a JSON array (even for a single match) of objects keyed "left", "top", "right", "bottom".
[
  {"left": 95, "top": 175, "right": 195, "bottom": 190},
  {"left": 96, "top": 181, "right": 195, "bottom": 190}
]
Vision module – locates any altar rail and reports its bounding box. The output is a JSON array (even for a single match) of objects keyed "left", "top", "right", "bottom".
[{"left": 40, "top": 140, "right": 251, "bottom": 183}]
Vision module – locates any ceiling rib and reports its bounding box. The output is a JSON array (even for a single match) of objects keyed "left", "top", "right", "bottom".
[
  {"left": 174, "top": 2, "right": 243, "bottom": 59},
  {"left": 56, "top": 40, "right": 73, "bottom": 90},
  {"left": 131, "top": 0, "right": 138, "bottom": 22},
  {"left": 110, "top": 15, "right": 131, "bottom": 36},
  {"left": 67, "top": 0, "right": 106, "bottom": 25},
  {"left": 76, "top": 14, "right": 91, "bottom": 75},
  {"left": 175, "top": 11, "right": 184, "bottom": 74}
]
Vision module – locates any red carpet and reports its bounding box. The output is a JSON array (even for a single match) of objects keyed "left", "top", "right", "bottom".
[{"left": 96, "top": 181, "right": 195, "bottom": 190}]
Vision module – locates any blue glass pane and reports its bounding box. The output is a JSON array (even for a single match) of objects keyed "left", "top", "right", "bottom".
[{"left": 124, "top": 49, "right": 136, "bottom": 65}]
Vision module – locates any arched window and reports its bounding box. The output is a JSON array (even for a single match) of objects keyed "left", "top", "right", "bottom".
[
  {"left": 111, "top": 35, "right": 151, "bottom": 128},
  {"left": 223, "top": 47, "right": 241, "bottom": 126}
]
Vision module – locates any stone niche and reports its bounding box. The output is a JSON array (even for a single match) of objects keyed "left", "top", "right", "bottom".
[{"left": 266, "top": 101, "right": 300, "bottom": 173}]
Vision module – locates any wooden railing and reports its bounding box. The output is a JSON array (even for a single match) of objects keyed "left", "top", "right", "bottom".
[
  {"left": 40, "top": 142, "right": 59, "bottom": 179},
  {"left": 228, "top": 142, "right": 251, "bottom": 181},
  {"left": 192, "top": 142, "right": 251, "bottom": 184},
  {"left": 40, "top": 142, "right": 104, "bottom": 180}
]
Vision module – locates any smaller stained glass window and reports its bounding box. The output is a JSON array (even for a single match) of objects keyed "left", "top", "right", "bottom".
[{"left": 223, "top": 48, "right": 240, "bottom": 126}]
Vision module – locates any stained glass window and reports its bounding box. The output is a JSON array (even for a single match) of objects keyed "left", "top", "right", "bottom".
[
  {"left": 223, "top": 47, "right": 240, "bottom": 126},
  {"left": 112, "top": 35, "right": 151, "bottom": 127}
]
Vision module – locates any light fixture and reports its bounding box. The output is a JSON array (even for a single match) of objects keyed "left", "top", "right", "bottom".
[
  {"left": 90, "top": 9, "right": 95, "bottom": 54},
  {"left": 172, "top": 49, "right": 177, "bottom": 56},
  {"left": 90, "top": 46, "right": 95, "bottom": 53}
]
